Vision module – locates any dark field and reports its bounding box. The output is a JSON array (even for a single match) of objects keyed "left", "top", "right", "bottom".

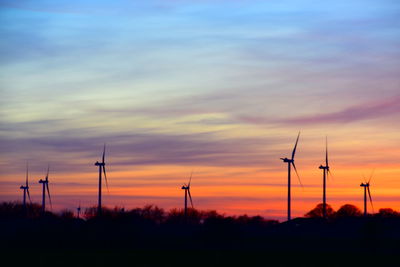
[
  {"left": 1, "top": 204, "right": 400, "bottom": 266},
  {"left": 2, "top": 250, "right": 397, "bottom": 267}
]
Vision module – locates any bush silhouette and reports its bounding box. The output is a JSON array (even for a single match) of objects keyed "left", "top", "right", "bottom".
[
  {"left": 335, "top": 204, "right": 362, "bottom": 217},
  {"left": 0, "top": 202, "right": 42, "bottom": 219},
  {"left": 378, "top": 208, "right": 399, "bottom": 217},
  {"left": 305, "top": 203, "right": 335, "bottom": 218}
]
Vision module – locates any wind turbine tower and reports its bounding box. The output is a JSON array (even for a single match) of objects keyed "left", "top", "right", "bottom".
[
  {"left": 181, "top": 172, "right": 194, "bottom": 218},
  {"left": 38, "top": 166, "right": 52, "bottom": 215},
  {"left": 77, "top": 202, "right": 81, "bottom": 219},
  {"left": 280, "top": 132, "right": 302, "bottom": 221},
  {"left": 318, "top": 137, "right": 331, "bottom": 218},
  {"left": 360, "top": 172, "right": 374, "bottom": 216},
  {"left": 20, "top": 162, "right": 32, "bottom": 211},
  {"left": 95, "top": 144, "right": 108, "bottom": 215}
]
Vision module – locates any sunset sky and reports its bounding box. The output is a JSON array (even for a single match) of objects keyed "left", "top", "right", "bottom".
[{"left": 1, "top": 0, "right": 399, "bottom": 221}]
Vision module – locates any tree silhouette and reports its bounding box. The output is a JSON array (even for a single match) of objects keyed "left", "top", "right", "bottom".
[
  {"left": 166, "top": 207, "right": 202, "bottom": 224},
  {"left": 0, "top": 202, "right": 42, "bottom": 218},
  {"left": 335, "top": 204, "right": 362, "bottom": 217},
  {"left": 132, "top": 204, "right": 165, "bottom": 224},
  {"left": 378, "top": 208, "right": 399, "bottom": 217},
  {"left": 60, "top": 209, "right": 74, "bottom": 219},
  {"left": 305, "top": 203, "right": 335, "bottom": 218}
]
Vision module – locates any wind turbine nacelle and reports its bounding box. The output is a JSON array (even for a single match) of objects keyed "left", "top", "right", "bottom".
[{"left": 281, "top": 158, "right": 291, "bottom": 162}]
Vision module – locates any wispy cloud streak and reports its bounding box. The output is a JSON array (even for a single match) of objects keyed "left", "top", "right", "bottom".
[
  {"left": 238, "top": 95, "right": 400, "bottom": 126},
  {"left": 284, "top": 95, "right": 400, "bottom": 124}
]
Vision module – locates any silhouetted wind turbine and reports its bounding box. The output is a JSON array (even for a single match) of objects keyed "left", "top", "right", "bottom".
[
  {"left": 318, "top": 137, "right": 332, "bottom": 219},
  {"left": 95, "top": 144, "right": 108, "bottom": 215},
  {"left": 77, "top": 201, "right": 81, "bottom": 219},
  {"left": 280, "top": 132, "right": 302, "bottom": 221},
  {"left": 20, "top": 162, "right": 32, "bottom": 210},
  {"left": 38, "top": 166, "right": 52, "bottom": 215},
  {"left": 181, "top": 172, "right": 194, "bottom": 218},
  {"left": 360, "top": 171, "right": 374, "bottom": 216}
]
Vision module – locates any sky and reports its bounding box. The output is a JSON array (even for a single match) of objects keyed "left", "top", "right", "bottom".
[{"left": 0, "top": 0, "right": 399, "bottom": 221}]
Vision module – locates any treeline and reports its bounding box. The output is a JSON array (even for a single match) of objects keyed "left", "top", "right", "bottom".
[
  {"left": 0, "top": 201, "right": 282, "bottom": 252},
  {"left": 1, "top": 201, "right": 399, "bottom": 221},
  {"left": 0, "top": 202, "right": 280, "bottom": 226},
  {"left": 305, "top": 203, "right": 400, "bottom": 218},
  {"left": 1, "top": 201, "right": 400, "bottom": 267}
]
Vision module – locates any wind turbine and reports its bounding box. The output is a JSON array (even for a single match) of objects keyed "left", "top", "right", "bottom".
[
  {"left": 280, "top": 132, "right": 302, "bottom": 221},
  {"left": 38, "top": 166, "right": 52, "bottom": 215},
  {"left": 318, "top": 137, "right": 332, "bottom": 219},
  {"left": 77, "top": 201, "right": 81, "bottom": 219},
  {"left": 181, "top": 172, "right": 194, "bottom": 218},
  {"left": 360, "top": 171, "right": 374, "bottom": 216},
  {"left": 95, "top": 144, "right": 108, "bottom": 215},
  {"left": 20, "top": 162, "right": 32, "bottom": 211}
]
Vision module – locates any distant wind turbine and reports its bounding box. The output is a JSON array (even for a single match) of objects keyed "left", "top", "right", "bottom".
[
  {"left": 77, "top": 201, "right": 81, "bottom": 219},
  {"left": 360, "top": 171, "right": 374, "bottom": 216},
  {"left": 181, "top": 172, "right": 194, "bottom": 218},
  {"left": 20, "top": 162, "right": 32, "bottom": 210},
  {"left": 280, "top": 132, "right": 302, "bottom": 221},
  {"left": 318, "top": 137, "right": 332, "bottom": 219},
  {"left": 38, "top": 165, "right": 52, "bottom": 215},
  {"left": 95, "top": 144, "right": 108, "bottom": 215}
]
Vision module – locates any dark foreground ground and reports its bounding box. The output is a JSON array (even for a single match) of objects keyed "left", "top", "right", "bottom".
[
  {"left": 3, "top": 250, "right": 397, "bottom": 267},
  {"left": 1, "top": 215, "right": 400, "bottom": 267}
]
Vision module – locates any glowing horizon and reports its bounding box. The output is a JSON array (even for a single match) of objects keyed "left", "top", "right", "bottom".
[{"left": 1, "top": 0, "right": 399, "bottom": 221}]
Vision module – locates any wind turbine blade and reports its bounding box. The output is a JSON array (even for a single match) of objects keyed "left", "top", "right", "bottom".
[
  {"left": 103, "top": 166, "right": 109, "bottom": 193},
  {"left": 327, "top": 169, "right": 333, "bottom": 181},
  {"left": 326, "top": 169, "right": 330, "bottom": 183},
  {"left": 292, "top": 162, "right": 303, "bottom": 187},
  {"left": 367, "top": 187, "right": 374, "bottom": 213},
  {"left": 362, "top": 174, "right": 367, "bottom": 184},
  {"left": 291, "top": 132, "right": 300, "bottom": 160},
  {"left": 325, "top": 136, "right": 328, "bottom": 167},
  {"left": 188, "top": 189, "right": 194, "bottom": 208},
  {"left": 46, "top": 183, "right": 52, "bottom": 209},
  {"left": 46, "top": 165, "right": 50, "bottom": 182},
  {"left": 102, "top": 144, "right": 106, "bottom": 163},
  {"left": 368, "top": 169, "right": 375, "bottom": 184},
  {"left": 188, "top": 171, "right": 193, "bottom": 187},
  {"left": 26, "top": 162, "right": 29, "bottom": 187},
  {"left": 27, "top": 189, "right": 32, "bottom": 203}
]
